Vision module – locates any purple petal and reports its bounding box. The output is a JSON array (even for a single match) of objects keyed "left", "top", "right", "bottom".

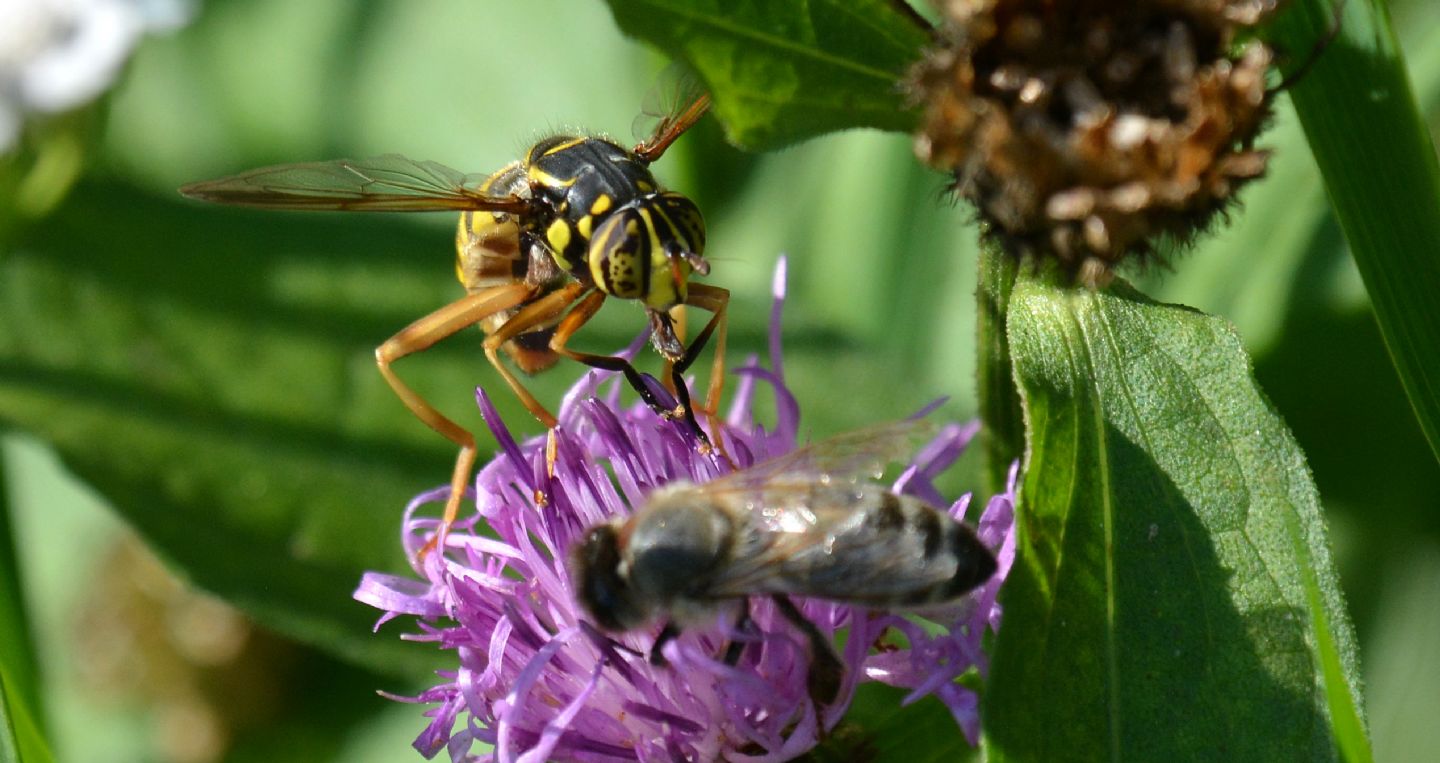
[{"left": 354, "top": 573, "right": 446, "bottom": 621}]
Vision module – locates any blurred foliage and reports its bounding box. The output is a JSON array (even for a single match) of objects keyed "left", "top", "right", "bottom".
[
  {"left": 1271, "top": 0, "right": 1440, "bottom": 468},
  {"left": 0, "top": 0, "right": 1437, "bottom": 760}
]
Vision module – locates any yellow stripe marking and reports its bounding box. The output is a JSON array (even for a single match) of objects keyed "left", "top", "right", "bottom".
[
  {"left": 542, "top": 136, "right": 588, "bottom": 157},
  {"left": 546, "top": 219, "right": 572, "bottom": 254}
]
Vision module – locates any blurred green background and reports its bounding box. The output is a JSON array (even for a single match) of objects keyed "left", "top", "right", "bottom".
[{"left": 1, "top": 0, "right": 1438, "bottom": 760}]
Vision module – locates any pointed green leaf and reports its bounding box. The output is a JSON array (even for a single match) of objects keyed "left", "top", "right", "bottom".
[
  {"left": 1271, "top": 0, "right": 1440, "bottom": 466},
  {"left": 0, "top": 463, "right": 41, "bottom": 730},
  {"left": 0, "top": 669, "right": 53, "bottom": 763},
  {"left": 602, "top": 0, "right": 931, "bottom": 150},
  {"left": 984, "top": 276, "right": 1365, "bottom": 760}
]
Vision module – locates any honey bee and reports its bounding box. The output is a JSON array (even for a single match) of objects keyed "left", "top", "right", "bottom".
[{"left": 571, "top": 420, "right": 998, "bottom": 704}]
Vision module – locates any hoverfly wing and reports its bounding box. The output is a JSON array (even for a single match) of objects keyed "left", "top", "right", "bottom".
[
  {"left": 179, "top": 155, "right": 530, "bottom": 213},
  {"left": 631, "top": 61, "right": 710, "bottom": 164}
]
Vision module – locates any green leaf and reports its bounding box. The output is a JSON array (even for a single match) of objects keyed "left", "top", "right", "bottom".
[
  {"left": 1286, "top": 513, "right": 1374, "bottom": 763},
  {"left": 0, "top": 461, "right": 41, "bottom": 729},
  {"left": 0, "top": 669, "right": 53, "bottom": 763},
  {"left": 984, "top": 275, "right": 1365, "bottom": 761},
  {"left": 602, "top": 0, "right": 931, "bottom": 150},
  {"left": 804, "top": 683, "right": 978, "bottom": 763},
  {"left": 1272, "top": 0, "right": 1440, "bottom": 466},
  {"left": 0, "top": 458, "right": 50, "bottom": 763}
]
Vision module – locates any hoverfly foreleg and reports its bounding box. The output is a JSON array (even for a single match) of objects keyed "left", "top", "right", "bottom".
[
  {"left": 376, "top": 281, "right": 538, "bottom": 556},
  {"left": 550, "top": 291, "right": 706, "bottom": 444},
  {"left": 770, "top": 595, "right": 843, "bottom": 706},
  {"left": 675, "top": 283, "right": 729, "bottom": 417},
  {"left": 672, "top": 284, "right": 731, "bottom": 463}
]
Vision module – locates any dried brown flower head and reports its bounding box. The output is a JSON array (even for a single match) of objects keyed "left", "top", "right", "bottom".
[{"left": 912, "top": 0, "right": 1285, "bottom": 281}]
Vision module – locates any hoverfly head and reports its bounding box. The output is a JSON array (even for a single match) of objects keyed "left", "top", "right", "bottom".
[{"left": 587, "top": 192, "right": 705, "bottom": 310}]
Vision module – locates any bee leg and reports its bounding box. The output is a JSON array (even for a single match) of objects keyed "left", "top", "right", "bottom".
[
  {"left": 551, "top": 294, "right": 703, "bottom": 443},
  {"left": 722, "top": 601, "right": 753, "bottom": 666},
  {"left": 770, "top": 595, "right": 843, "bottom": 706},
  {"left": 376, "top": 282, "right": 538, "bottom": 558},
  {"left": 649, "top": 621, "right": 681, "bottom": 666}
]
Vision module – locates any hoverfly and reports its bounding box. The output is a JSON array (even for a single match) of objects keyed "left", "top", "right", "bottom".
[
  {"left": 571, "top": 420, "right": 998, "bottom": 705},
  {"left": 180, "top": 74, "right": 726, "bottom": 538}
]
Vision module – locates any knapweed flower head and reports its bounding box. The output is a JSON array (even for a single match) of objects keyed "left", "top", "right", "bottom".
[
  {"left": 910, "top": 0, "right": 1281, "bottom": 282},
  {"left": 356, "top": 261, "right": 1017, "bottom": 762}
]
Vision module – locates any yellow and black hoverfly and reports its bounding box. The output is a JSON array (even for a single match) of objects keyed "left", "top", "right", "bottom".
[{"left": 179, "top": 78, "right": 726, "bottom": 538}]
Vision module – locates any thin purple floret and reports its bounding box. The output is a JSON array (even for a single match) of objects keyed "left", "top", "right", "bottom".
[{"left": 355, "top": 258, "right": 1016, "bottom": 761}]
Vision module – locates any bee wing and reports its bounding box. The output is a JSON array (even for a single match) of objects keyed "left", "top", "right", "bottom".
[
  {"left": 698, "top": 480, "right": 964, "bottom": 604},
  {"left": 703, "top": 419, "right": 937, "bottom": 495},
  {"left": 631, "top": 61, "right": 710, "bottom": 164},
  {"left": 179, "top": 155, "right": 531, "bottom": 213}
]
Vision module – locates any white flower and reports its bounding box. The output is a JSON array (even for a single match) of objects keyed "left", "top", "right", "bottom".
[{"left": 0, "top": 0, "right": 189, "bottom": 153}]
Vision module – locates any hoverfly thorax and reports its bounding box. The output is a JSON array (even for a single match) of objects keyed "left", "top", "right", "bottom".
[{"left": 587, "top": 192, "right": 706, "bottom": 310}]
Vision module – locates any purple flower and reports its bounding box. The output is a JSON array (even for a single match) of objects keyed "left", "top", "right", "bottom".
[{"left": 355, "top": 260, "right": 1017, "bottom": 762}]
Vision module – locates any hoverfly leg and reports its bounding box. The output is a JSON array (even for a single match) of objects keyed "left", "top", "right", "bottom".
[
  {"left": 483, "top": 284, "right": 597, "bottom": 506},
  {"left": 376, "top": 282, "right": 538, "bottom": 559},
  {"left": 649, "top": 621, "right": 681, "bottom": 666},
  {"left": 483, "top": 282, "right": 593, "bottom": 430},
  {"left": 677, "top": 284, "right": 732, "bottom": 466},
  {"left": 770, "top": 595, "right": 843, "bottom": 706},
  {"left": 552, "top": 293, "right": 710, "bottom": 447},
  {"left": 633, "top": 92, "right": 711, "bottom": 164}
]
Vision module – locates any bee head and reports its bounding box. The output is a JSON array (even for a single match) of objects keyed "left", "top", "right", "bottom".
[
  {"left": 587, "top": 192, "right": 706, "bottom": 311},
  {"left": 571, "top": 524, "right": 650, "bottom": 631}
]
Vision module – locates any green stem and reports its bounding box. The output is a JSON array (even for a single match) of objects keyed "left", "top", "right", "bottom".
[{"left": 976, "top": 241, "right": 1024, "bottom": 493}]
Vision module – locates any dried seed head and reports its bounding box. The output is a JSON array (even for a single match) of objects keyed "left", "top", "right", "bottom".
[{"left": 912, "top": 0, "right": 1285, "bottom": 279}]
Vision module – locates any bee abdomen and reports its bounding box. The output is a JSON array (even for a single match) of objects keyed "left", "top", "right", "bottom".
[
  {"left": 938, "top": 522, "right": 997, "bottom": 601},
  {"left": 865, "top": 493, "right": 996, "bottom": 604},
  {"left": 871, "top": 493, "right": 947, "bottom": 562}
]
